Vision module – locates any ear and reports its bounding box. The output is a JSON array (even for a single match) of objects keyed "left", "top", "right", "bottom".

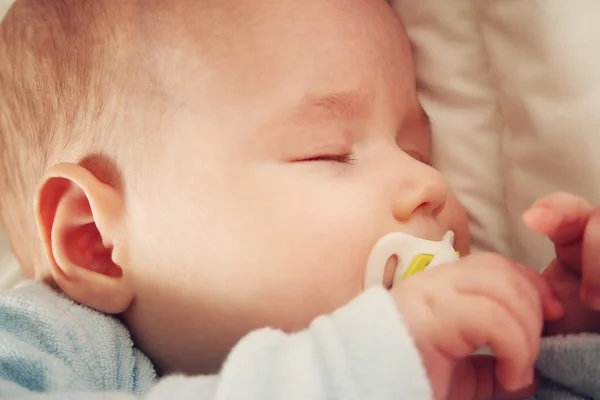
[{"left": 35, "top": 162, "right": 133, "bottom": 314}]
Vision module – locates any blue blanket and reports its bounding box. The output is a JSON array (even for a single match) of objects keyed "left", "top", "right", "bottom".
[{"left": 534, "top": 334, "right": 600, "bottom": 399}]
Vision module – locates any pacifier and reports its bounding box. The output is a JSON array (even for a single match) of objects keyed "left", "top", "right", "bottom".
[{"left": 364, "top": 231, "right": 459, "bottom": 288}]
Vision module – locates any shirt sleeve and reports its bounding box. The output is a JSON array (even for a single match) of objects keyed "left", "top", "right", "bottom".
[{"left": 0, "top": 287, "right": 432, "bottom": 400}]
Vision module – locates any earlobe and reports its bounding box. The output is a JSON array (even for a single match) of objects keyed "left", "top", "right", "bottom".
[{"left": 36, "top": 163, "right": 133, "bottom": 314}]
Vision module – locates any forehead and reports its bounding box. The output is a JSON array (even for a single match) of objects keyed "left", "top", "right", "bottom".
[{"left": 163, "top": 0, "right": 414, "bottom": 109}]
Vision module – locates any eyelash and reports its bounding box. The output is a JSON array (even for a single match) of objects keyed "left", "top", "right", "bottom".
[
  {"left": 301, "top": 151, "right": 427, "bottom": 166},
  {"left": 303, "top": 153, "right": 357, "bottom": 164}
]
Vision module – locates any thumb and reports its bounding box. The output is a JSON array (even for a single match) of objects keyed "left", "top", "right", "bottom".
[{"left": 451, "top": 355, "right": 539, "bottom": 400}]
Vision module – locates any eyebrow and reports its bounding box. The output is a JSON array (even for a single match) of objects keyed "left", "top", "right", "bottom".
[
  {"left": 290, "top": 90, "right": 433, "bottom": 139},
  {"left": 297, "top": 90, "right": 371, "bottom": 122}
]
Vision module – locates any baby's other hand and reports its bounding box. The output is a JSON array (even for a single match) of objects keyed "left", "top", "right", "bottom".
[
  {"left": 524, "top": 192, "right": 600, "bottom": 335},
  {"left": 391, "top": 253, "right": 564, "bottom": 400}
]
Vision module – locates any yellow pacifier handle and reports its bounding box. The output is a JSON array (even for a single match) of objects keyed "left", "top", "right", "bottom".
[
  {"left": 403, "top": 254, "right": 433, "bottom": 278},
  {"left": 403, "top": 252, "right": 461, "bottom": 279}
]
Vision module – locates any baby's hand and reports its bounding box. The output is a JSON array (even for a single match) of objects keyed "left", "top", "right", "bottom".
[
  {"left": 524, "top": 192, "right": 600, "bottom": 335},
  {"left": 390, "top": 253, "right": 564, "bottom": 400}
]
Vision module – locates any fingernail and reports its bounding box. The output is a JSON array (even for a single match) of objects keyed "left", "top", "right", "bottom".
[
  {"left": 522, "top": 208, "right": 544, "bottom": 225},
  {"left": 582, "top": 286, "right": 600, "bottom": 310},
  {"left": 522, "top": 207, "right": 556, "bottom": 232}
]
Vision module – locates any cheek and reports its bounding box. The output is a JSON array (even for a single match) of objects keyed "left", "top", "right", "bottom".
[
  {"left": 240, "top": 170, "right": 381, "bottom": 282},
  {"left": 221, "top": 182, "right": 383, "bottom": 323},
  {"left": 444, "top": 192, "right": 470, "bottom": 255},
  {"left": 260, "top": 193, "right": 378, "bottom": 294}
]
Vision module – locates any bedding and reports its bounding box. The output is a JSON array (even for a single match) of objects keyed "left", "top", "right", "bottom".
[{"left": 394, "top": 0, "right": 600, "bottom": 271}]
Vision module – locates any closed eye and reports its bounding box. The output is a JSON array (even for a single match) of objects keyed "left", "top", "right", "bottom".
[{"left": 301, "top": 153, "right": 357, "bottom": 164}]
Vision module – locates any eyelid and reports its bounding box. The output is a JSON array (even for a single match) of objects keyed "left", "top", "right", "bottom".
[{"left": 295, "top": 132, "right": 355, "bottom": 163}]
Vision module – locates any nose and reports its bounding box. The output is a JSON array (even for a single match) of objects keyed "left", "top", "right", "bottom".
[{"left": 391, "top": 162, "right": 449, "bottom": 220}]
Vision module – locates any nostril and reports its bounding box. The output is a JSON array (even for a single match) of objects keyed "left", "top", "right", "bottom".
[
  {"left": 415, "top": 201, "right": 446, "bottom": 216},
  {"left": 415, "top": 202, "right": 431, "bottom": 213},
  {"left": 383, "top": 255, "right": 398, "bottom": 289}
]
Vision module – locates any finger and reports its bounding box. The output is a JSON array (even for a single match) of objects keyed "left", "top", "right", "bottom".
[
  {"left": 439, "top": 254, "right": 564, "bottom": 321},
  {"left": 451, "top": 356, "right": 540, "bottom": 400},
  {"left": 523, "top": 192, "right": 592, "bottom": 243},
  {"left": 432, "top": 261, "right": 540, "bottom": 360},
  {"left": 439, "top": 295, "right": 537, "bottom": 392},
  {"left": 448, "top": 271, "right": 540, "bottom": 360},
  {"left": 553, "top": 241, "right": 584, "bottom": 274},
  {"left": 523, "top": 193, "right": 592, "bottom": 272},
  {"left": 581, "top": 207, "right": 600, "bottom": 309},
  {"left": 512, "top": 261, "right": 565, "bottom": 321}
]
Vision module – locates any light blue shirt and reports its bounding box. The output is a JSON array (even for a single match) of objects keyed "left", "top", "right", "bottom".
[{"left": 0, "top": 281, "right": 432, "bottom": 399}]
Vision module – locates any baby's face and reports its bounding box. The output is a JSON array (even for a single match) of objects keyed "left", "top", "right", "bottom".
[{"left": 120, "top": 0, "right": 469, "bottom": 374}]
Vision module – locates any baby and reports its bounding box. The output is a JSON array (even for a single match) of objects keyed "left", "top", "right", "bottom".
[{"left": 0, "top": 0, "right": 578, "bottom": 399}]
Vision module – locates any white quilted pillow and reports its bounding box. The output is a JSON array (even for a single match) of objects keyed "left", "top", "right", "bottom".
[{"left": 395, "top": 0, "right": 600, "bottom": 271}]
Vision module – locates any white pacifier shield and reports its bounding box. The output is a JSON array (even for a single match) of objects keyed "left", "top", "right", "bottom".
[{"left": 364, "top": 231, "right": 459, "bottom": 288}]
